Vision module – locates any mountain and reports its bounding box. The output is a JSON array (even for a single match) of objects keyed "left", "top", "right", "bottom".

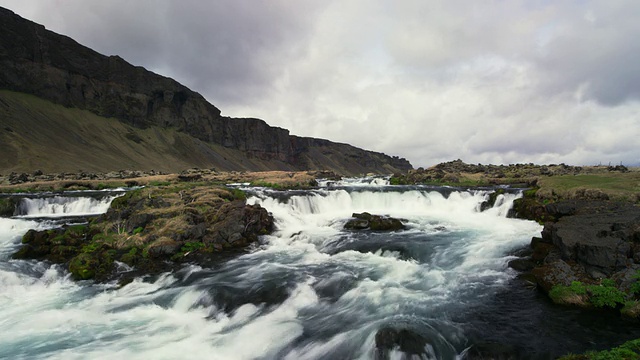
[{"left": 0, "top": 7, "right": 412, "bottom": 175}]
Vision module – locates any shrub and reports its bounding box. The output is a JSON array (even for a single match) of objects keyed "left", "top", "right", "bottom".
[
  {"left": 589, "top": 282, "right": 625, "bottom": 308},
  {"left": 551, "top": 280, "right": 625, "bottom": 309}
]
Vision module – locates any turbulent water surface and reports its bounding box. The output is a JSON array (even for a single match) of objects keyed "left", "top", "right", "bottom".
[{"left": 1, "top": 180, "right": 638, "bottom": 359}]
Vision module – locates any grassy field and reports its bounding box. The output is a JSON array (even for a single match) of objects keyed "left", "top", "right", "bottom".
[
  {"left": 538, "top": 170, "right": 640, "bottom": 202},
  {"left": 0, "top": 90, "right": 295, "bottom": 174}
]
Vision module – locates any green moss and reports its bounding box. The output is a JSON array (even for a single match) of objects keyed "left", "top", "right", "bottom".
[
  {"left": 231, "top": 188, "right": 246, "bottom": 200},
  {"left": 82, "top": 241, "right": 102, "bottom": 254},
  {"left": 550, "top": 280, "right": 625, "bottom": 308},
  {"left": 0, "top": 197, "right": 16, "bottom": 217},
  {"left": 65, "top": 224, "right": 88, "bottom": 236},
  {"left": 549, "top": 281, "right": 587, "bottom": 305},
  {"left": 132, "top": 226, "right": 144, "bottom": 235},
  {"left": 181, "top": 241, "right": 204, "bottom": 253},
  {"left": 110, "top": 189, "right": 143, "bottom": 209},
  {"left": 559, "top": 338, "right": 640, "bottom": 360},
  {"left": 120, "top": 247, "right": 140, "bottom": 265},
  {"left": 523, "top": 188, "right": 538, "bottom": 198},
  {"left": 149, "top": 180, "right": 172, "bottom": 186},
  {"left": 250, "top": 181, "right": 284, "bottom": 189},
  {"left": 68, "top": 253, "right": 97, "bottom": 280},
  {"left": 389, "top": 176, "right": 407, "bottom": 185}
]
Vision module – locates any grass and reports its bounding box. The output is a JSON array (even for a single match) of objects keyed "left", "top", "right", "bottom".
[
  {"left": 559, "top": 338, "right": 640, "bottom": 359},
  {"left": 549, "top": 278, "right": 632, "bottom": 309},
  {"left": 0, "top": 90, "right": 281, "bottom": 174},
  {"left": 538, "top": 172, "right": 640, "bottom": 202}
]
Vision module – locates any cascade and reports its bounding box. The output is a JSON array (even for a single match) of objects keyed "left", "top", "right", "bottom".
[
  {"left": 1, "top": 184, "right": 627, "bottom": 359},
  {"left": 15, "top": 195, "right": 121, "bottom": 218}
]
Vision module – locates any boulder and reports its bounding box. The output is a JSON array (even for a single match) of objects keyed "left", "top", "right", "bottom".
[
  {"left": 530, "top": 259, "right": 583, "bottom": 293},
  {"left": 0, "top": 197, "right": 16, "bottom": 217},
  {"left": 147, "top": 237, "right": 182, "bottom": 258},
  {"left": 206, "top": 201, "right": 273, "bottom": 249},
  {"left": 374, "top": 327, "right": 432, "bottom": 358},
  {"left": 344, "top": 212, "right": 405, "bottom": 231},
  {"left": 545, "top": 206, "right": 640, "bottom": 275}
]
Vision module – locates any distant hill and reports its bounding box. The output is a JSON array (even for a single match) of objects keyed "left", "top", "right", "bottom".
[{"left": 0, "top": 7, "right": 411, "bottom": 175}]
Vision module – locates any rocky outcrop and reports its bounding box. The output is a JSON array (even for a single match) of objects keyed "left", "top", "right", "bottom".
[
  {"left": 12, "top": 185, "right": 273, "bottom": 282},
  {"left": 0, "top": 7, "right": 412, "bottom": 175},
  {"left": 344, "top": 212, "right": 406, "bottom": 231},
  {"left": 0, "top": 196, "right": 16, "bottom": 216},
  {"left": 392, "top": 159, "right": 629, "bottom": 186},
  {"left": 511, "top": 199, "right": 640, "bottom": 315}
]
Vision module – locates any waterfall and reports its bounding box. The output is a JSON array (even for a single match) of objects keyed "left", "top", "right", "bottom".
[{"left": 15, "top": 195, "right": 121, "bottom": 218}]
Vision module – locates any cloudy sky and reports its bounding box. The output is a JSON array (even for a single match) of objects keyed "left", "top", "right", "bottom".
[{"left": 2, "top": 1, "right": 639, "bottom": 167}]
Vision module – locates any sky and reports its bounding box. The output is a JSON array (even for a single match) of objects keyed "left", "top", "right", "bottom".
[{"left": 1, "top": 1, "right": 639, "bottom": 167}]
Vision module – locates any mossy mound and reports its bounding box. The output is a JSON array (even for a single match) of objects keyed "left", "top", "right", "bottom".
[
  {"left": 0, "top": 197, "right": 16, "bottom": 217},
  {"left": 12, "top": 184, "right": 273, "bottom": 282}
]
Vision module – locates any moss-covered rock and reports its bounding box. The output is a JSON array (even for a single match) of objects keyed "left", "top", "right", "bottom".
[
  {"left": 11, "top": 184, "right": 274, "bottom": 282},
  {"left": 0, "top": 197, "right": 16, "bottom": 217},
  {"left": 344, "top": 212, "right": 405, "bottom": 231},
  {"left": 68, "top": 253, "right": 98, "bottom": 280}
]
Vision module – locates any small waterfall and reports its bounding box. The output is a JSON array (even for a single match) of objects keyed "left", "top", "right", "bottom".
[
  {"left": 317, "top": 176, "right": 391, "bottom": 187},
  {"left": 248, "top": 187, "right": 519, "bottom": 219},
  {"left": 15, "top": 195, "right": 121, "bottom": 218}
]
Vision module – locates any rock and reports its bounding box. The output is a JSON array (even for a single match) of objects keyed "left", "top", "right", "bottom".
[
  {"left": 0, "top": 196, "right": 16, "bottom": 217},
  {"left": 68, "top": 253, "right": 98, "bottom": 280},
  {"left": 508, "top": 258, "right": 535, "bottom": 272},
  {"left": 207, "top": 201, "right": 273, "bottom": 249},
  {"left": 611, "top": 265, "right": 640, "bottom": 294},
  {"left": 621, "top": 301, "right": 640, "bottom": 320},
  {"left": 374, "top": 327, "right": 432, "bottom": 358},
  {"left": 344, "top": 219, "right": 369, "bottom": 230},
  {"left": 531, "top": 259, "right": 583, "bottom": 293},
  {"left": 544, "top": 202, "right": 577, "bottom": 218},
  {"left": 147, "top": 237, "right": 182, "bottom": 258},
  {"left": 344, "top": 213, "right": 405, "bottom": 231},
  {"left": 545, "top": 205, "right": 640, "bottom": 274},
  {"left": 480, "top": 189, "right": 506, "bottom": 212}
]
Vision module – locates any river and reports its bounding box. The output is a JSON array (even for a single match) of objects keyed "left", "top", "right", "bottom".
[{"left": 1, "top": 179, "right": 638, "bottom": 359}]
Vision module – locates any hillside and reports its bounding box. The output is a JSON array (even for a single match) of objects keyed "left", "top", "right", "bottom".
[{"left": 0, "top": 7, "right": 411, "bottom": 175}]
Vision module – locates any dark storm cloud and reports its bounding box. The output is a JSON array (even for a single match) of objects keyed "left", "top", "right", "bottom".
[{"left": 4, "top": 1, "right": 321, "bottom": 105}]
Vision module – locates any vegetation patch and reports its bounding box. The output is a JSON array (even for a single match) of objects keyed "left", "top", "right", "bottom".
[
  {"left": 549, "top": 279, "right": 629, "bottom": 309},
  {"left": 559, "top": 338, "right": 640, "bottom": 360}
]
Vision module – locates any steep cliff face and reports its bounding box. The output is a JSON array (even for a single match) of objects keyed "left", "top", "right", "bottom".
[{"left": 0, "top": 7, "right": 412, "bottom": 174}]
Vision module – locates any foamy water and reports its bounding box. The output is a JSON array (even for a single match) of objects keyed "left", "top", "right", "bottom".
[{"left": 0, "top": 185, "right": 548, "bottom": 359}]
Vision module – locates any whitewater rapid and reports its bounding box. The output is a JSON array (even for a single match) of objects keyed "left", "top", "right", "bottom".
[
  {"left": 14, "top": 194, "right": 121, "bottom": 218},
  {"left": 0, "top": 184, "right": 546, "bottom": 359}
]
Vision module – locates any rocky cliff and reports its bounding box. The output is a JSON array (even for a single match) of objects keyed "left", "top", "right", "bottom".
[{"left": 0, "top": 7, "right": 412, "bottom": 174}]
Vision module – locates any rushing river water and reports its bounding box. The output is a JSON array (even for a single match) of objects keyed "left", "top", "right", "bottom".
[{"left": 1, "top": 180, "right": 639, "bottom": 359}]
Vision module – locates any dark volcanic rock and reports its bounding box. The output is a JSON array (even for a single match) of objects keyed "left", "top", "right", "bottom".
[
  {"left": 375, "top": 327, "right": 432, "bottom": 359},
  {"left": 0, "top": 7, "right": 412, "bottom": 175},
  {"left": 543, "top": 202, "right": 640, "bottom": 275},
  {"left": 206, "top": 202, "right": 274, "bottom": 249},
  {"left": 344, "top": 212, "right": 406, "bottom": 231},
  {"left": 517, "top": 200, "right": 640, "bottom": 308},
  {"left": 0, "top": 196, "right": 16, "bottom": 217}
]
